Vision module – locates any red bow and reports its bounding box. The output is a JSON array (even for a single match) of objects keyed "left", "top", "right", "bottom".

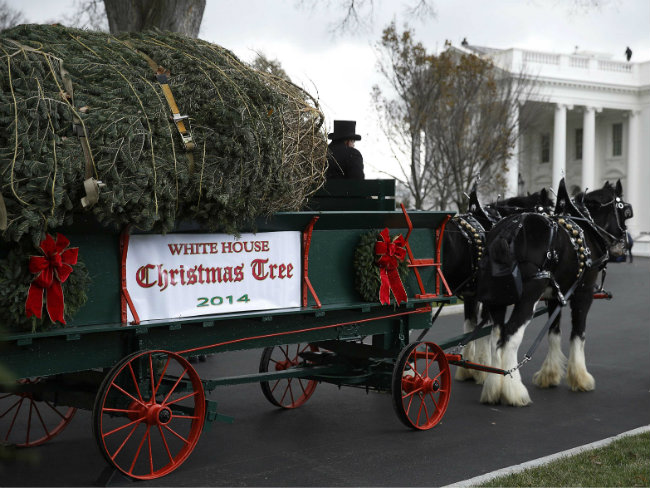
[
  {"left": 374, "top": 228, "right": 408, "bottom": 305},
  {"left": 25, "top": 233, "right": 78, "bottom": 324}
]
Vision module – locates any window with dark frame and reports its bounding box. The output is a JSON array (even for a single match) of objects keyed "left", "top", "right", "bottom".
[
  {"left": 541, "top": 133, "right": 550, "bottom": 163},
  {"left": 612, "top": 123, "right": 623, "bottom": 156},
  {"left": 575, "top": 128, "right": 583, "bottom": 160}
]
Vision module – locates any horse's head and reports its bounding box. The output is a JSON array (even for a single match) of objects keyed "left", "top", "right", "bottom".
[
  {"left": 490, "top": 188, "right": 555, "bottom": 216},
  {"left": 580, "top": 180, "right": 633, "bottom": 258},
  {"left": 535, "top": 188, "right": 555, "bottom": 215}
]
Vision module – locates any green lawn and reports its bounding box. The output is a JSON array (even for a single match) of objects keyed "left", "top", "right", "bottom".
[{"left": 480, "top": 432, "right": 649, "bottom": 487}]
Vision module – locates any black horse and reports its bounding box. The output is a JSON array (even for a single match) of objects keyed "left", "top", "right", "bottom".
[
  {"left": 531, "top": 180, "right": 632, "bottom": 392},
  {"left": 441, "top": 187, "right": 554, "bottom": 384},
  {"left": 475, "top": 179, "right": 631, "bottom": 406}
]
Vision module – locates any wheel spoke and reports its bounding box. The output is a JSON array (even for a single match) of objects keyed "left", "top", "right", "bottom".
[
  {"left": 420, "top": 395, "right": 430, "bottom": 424},
  {"left": 102, "top": 408, "right": 142, "bottom": 414},
  {"left": 26, "top": 400, "right": 34, "bottom": 445},
  {"left": 149, "top": 353, "right": 156, "bottom": 403},
  {"left": 110, "top": 421, "right": 140, "bottom": 460},
  {"left": 429, "top": 392, "right": 439, "bottom": 411},
  {"left": 128, "top": 425, "right": 150, "bottom": 476},
  {"left": 402, "top": 386, "right": 424, "bottom": 400},
  {"left": 157, "top": 424, "right": 174, "bottom": 464},
  {"left": 44, "top": 401, "right": 68, "bottom": 420},
  {"left": 280, "top": 345, "right": 291, "bottom": 363},
  {"left": 279, "top": 381, "right": 291, "bottom": 405},
  {"left": 163, "top": 424, "right": 189, "bottom": 444},
  {"left": 297, "top": 379, "right": 308, "bottom": 397},
  {"left": 171, "top": 414, "right": 200, "bottom": 420},
  {"left": 128, "top": 362, "right": 144, "bottom": 403},
  {"left": 5, "top": 397, "right": 25, "bottom": 441},
  {"left": 161, "top": 369, "right": 188, "bottom": 405},
  {"left": 0, "top": 397, "right": 22, "bottom": 419},
  {"left": 425, "top": 346, "right": 430, "bottom": 378},
  {"left": 406, "top": 360, "right": 425, "bottom": 381},
  {"left": 163, "top": 390, "right": 198, "bottom": 407},
  {"left": 152, "top": 357, "right": 171, "bottom": 400},
  {"left": 432, "top": 368, "right": 445, "bottom": 383},
  {"left": 405, "top": 392, "right": 415, "bottom": 415},
  {"left": 103, "top": 417, "right": 144, "bottom": 438},
  {"left": 269, "top": 379, "right": 281, "bottom": 394},
  {"left": 111, "top": 382, "right": 146, "bottom": 408},
  {"left": 416, "top": 393, "right": 425, "bottom": 425},
  {"left": 147, "top": 427, "right": 154, "bottom": 476},
  {"left": 33, "top": 401, "right": 50, "bottom": 439}
]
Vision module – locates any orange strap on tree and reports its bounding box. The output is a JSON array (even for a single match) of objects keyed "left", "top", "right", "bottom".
[{"left": 133, "top": 46, "right": 195, "bottom": 173}]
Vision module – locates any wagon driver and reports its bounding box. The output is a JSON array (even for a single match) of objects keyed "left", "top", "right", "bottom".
[{"left": 326, "top": 120, "right": 365, "bottom": 179}]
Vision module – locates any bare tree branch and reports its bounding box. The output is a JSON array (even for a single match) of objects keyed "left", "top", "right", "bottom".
[
  {"left": 0, "top": 1, "right": 25, "bottom": 31},
  {"left": 374, "top": 23, "right": 541, "bottom": 211}
]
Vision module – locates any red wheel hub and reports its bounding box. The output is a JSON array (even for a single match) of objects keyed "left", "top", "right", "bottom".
[
  {"left": 127, "top": 401, "right": 173, "bottom": 426},
  {"left": 274, "top": 359, "right": 295, "bottom": 371},
  {"left": 401, "top": 375, "right": 440, "bottom": 395}
]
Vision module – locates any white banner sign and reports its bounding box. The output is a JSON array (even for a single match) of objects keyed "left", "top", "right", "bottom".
[{"left": 124, "top": 231, "right": 301, "bottom": 322}]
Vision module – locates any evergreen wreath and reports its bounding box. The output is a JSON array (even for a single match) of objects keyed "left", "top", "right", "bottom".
[
  {"left": 353, "top": 231, "right": 410, "bottom": 303},
  {"left": 0, "top": 240, "right": 90, "bottom": 332}
]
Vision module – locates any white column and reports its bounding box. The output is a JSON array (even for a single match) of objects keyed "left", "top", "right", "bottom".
[
  {"left": 505, "top": 103, "right": 520, "bottom": 197},
  {"left": 626, "top": 110, "right": 641, "bottom": 236},
  {"left": 581, "top": 107, "right": 596, "bottom": 192},
  {"left": 552, "top": 103, "right": 567, "bottom": 192}
]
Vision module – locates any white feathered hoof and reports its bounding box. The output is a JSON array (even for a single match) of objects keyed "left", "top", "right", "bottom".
[
  {"left": 472, "top": 369, "right": 488, "bottom": 385},
  {"left": 567, "top": 366, "right": 595, "bottom": 392},
  {"left": 533, "top": 368, "right": 563, "bottom": 388},
  {"left": 480, "top": 373, "right": 503, "bottom": 404},
  {"left": 455, "top": 366, "right": 475, "bottom": 382},
  {"left": 501, "top": 375, "right": 532, "bottom": 407},
  {"left": 533, "top": 333, "right": 566, "bottom": 388}
]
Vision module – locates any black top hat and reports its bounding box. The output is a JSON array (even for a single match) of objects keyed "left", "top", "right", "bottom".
[{"left": 328, "top": 120, "right": 361, "bottom": 141}]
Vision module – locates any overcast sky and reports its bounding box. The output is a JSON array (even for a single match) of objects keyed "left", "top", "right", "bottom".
[{"left": 9, "top": 0, "right": 650, "bottom": 178}]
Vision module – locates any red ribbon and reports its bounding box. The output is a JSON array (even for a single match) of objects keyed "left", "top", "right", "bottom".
[
  {"left": 374, "top": 228, "right": 408, "bottom": 305},
  {"left": 25, "top": 233, "right": 78, "bottom": 324}
]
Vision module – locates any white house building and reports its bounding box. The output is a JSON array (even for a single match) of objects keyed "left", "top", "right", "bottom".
[{"left": 462, "top": 44, "right": 650, "bottom": 255}]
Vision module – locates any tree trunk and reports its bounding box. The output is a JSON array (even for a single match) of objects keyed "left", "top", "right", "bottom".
[{"left": 104, "top": 0, "right": 205, "bottom": 37}]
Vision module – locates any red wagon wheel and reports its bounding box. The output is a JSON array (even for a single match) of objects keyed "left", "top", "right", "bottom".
[
  {"left": 392, "top": 341, "right": 451, "bottom": 430},
  {"left": 0, "top": 378, "right": 76, "bottom": 447},
  {"left": 259, "top": 343, "right": 318, "bottom": 409},
  {"left": 92, "top": 350, "right": 205, "bottom": 480}
]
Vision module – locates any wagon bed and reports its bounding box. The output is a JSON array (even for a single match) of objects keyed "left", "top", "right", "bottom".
[{"left": 1, "top": 180, "right": 460, "bottom": 480}]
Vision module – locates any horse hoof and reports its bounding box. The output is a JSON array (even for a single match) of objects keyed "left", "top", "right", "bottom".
[
  {"left": 532, "top": 369, "right": 562, "bottom": 388},
  {"left": 567, "top": 371, "right": 595, "bottom": 391},
  {"left": 480, "top": 376, "right": 503, "bottom": 404},
  {"left": 501, "top": 379, "right": 532, "bottom": 406}
]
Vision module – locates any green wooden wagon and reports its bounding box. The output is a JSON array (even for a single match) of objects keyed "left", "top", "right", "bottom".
[{"left": 0, "top": 180, "right": 480, "bottom": 481}]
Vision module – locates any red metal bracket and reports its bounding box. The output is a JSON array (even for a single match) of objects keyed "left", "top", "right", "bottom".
[
  {"left": 400, "top": 204, "right": 453, "bottom": 298},
  {"left": 119, "top": 227, "right": 140, "bottom": 325},
  {"left": 302, "top": 216, "right": 321, "bottom": 308}
]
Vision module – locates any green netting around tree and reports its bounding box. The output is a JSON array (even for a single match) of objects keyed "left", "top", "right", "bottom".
[{"left": 0, "top": 24, "right": 328, "bottom": 245}]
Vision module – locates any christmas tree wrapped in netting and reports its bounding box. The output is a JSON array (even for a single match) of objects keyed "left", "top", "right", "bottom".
[{"left": 0, "top": 24, "right": 328, "bottom": 245}]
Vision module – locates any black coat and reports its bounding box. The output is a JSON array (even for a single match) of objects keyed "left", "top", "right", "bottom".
[{"left": 326, "top": 140, "right": 364, "bottom": 179}]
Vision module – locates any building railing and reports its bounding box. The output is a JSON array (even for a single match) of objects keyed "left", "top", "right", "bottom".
[
  {"left": 523, "top": 51, "right": 560, "bottom": 65},
  {"left": 508, "top": 49, "right": 636, "bottom": 76},
  {"left": 569, "top": 56, "right": 589, "bottom": 69},
  {"left": 598, "top": 60, "right": 633, "bottom": 73}
]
